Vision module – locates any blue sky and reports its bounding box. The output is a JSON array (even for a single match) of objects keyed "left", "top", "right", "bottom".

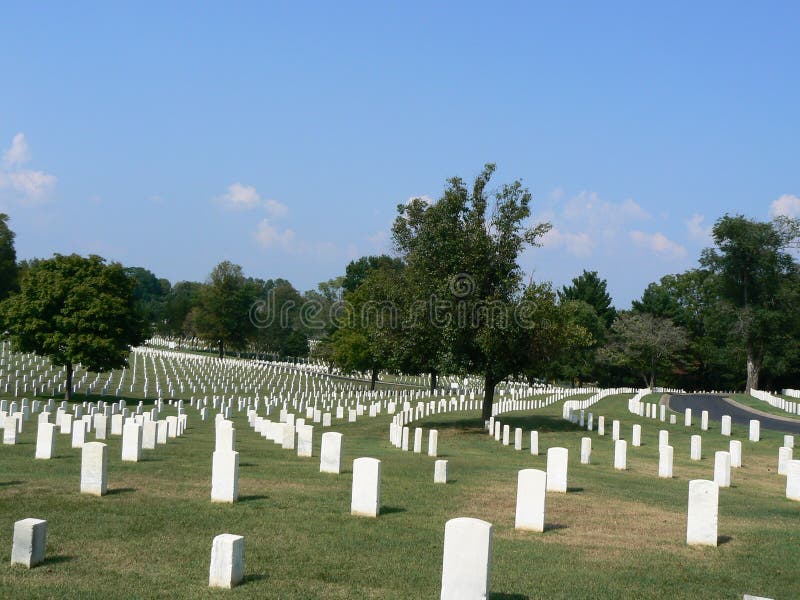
[{"left": 1, "top": 2, "right": 798, "bottom": 306}]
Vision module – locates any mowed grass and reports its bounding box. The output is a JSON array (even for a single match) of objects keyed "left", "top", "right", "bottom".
[
  {"left": 0, "top": 394, "right": 799, "bottom": 599},
  {"left": 726, "top": 393, "right": 800, "bottom": 421}
]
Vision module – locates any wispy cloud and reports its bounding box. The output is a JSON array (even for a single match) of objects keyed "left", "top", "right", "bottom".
[
  {"left": 540, "top": 226, "right": 594, "bottom": 257},
  {"left": 769, "top": 194, "right": 800, "bottom": 219},
  {"left": 538, "top": 190, "right": 651, "bottom": 257},
  {"left": 216, "top": 182, "right": 262, "bottom": 210},
  {"left": 630, "top": 230, "right": 687, "bottom": 260},
  {"left": 254, "top": 218, "right": 296, "bottom": 249},
  {"left": 686, "top": 213, "right": 712, "bottom": 242},
  {"left": 3, "top": 133, "right": 30, "bottom": 166},
  {"left": 0, "top": 133, "right": 57, "bottom": 202}
]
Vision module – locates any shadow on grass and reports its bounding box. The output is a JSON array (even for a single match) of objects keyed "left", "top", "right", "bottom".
[
  {"left": 242, "top": 573, "right": 267, "bottom": 584},
  {"left": 45, "top": 555, "right": 76, "bottom": 565},
  {"left": 239, "top": 463, "right": 257, "bottom": 468},
  {"left": 107, "top": 487, "right": 136, "bottom": 495},
  {"left": 544, "top": 523, "right": 568, "bottom": 532},
  {"left": 567, "top": 487, "right": 584, "bottom": 493},
  {"left": 0, "top": 480, "right": 24, "bottom": 487},
  {"left": 491, "top": 594, "right": 529, "bottom": 600},
  {"left": 239, "top": 495, "right": 269, "bottom": 503},
  {"left": 718, "top": 535, "right": 733, "bottom": 545},
  {"left": 422, "top": 415, "right": 584, "bottom": 435},
  {"left": 380, "top": 506, "right": 406, "bottom": 516}
]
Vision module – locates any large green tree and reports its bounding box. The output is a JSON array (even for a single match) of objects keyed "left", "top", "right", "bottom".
[
  {"left": 329, "top": 263, "right": 403, "bottom": 389},
  {"left": 392, "top": 163, "right": 555, "bottom": 420},
  {"left": 194, "top": 261, "right": 254, "bottom": 357},
  {"left": 700, "top": 214, "right": 800, "bottom": 392},
  {"left": 599, "top": 311, "right": 689, "bottom": 388},
  {"left": 1, "top": 254, "right": 145, "bottom": 400},
  {"left": 0, "top": 213, "right": 18, "bottom": 302}
]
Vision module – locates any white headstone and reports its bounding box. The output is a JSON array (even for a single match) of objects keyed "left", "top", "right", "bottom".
[
  {"left": 142, "top": 420, "right": 157, "bottom": 450},
  {"left": 351, "top": 457, "right": 381, "bottom": 517},
  {"left": 614, "top": 440, "right": 627, "bottom": 470},
  {"left": 580, "top": 437, "right": 591, "bottom": 464},
  {"left": 121, "top": 422, "right": 142, "bottom": 462},
  {"left": 530, "top": 431, "right": 539, "bottom": 455},
  {"left": 10, "top": 518, "right": 47, "bottom": 568},
  {"left": 434, "top": 459, "right": 449, "bottom": 484},
  {"left": 413, "top": 427, "right": 423, "bottom": 453},
  {"left": 632, "top": 424, "right": 641, "bottom": 447},
  {"left": 80, "top": 442, "right": 108, "bottom": 496},
  {"left": 514, "top": 427, "right": 522, "bottom": 451},
  {"left": 297, "top": 425, "right": 313, "bottom": 457},
  {"left": 686, "top": 479, "right": 718, "bottom": 546},
  {"left": 514, "top": 469, "right": 546, "bottom": 532},
  {"left": 208, "top": 533, "right": 244, "bottom": 589},
  {"left": 658, "top": 429, "right": 669, "bottom": 448},
  {"left": 729, "top": 440, "right": 742, "bottom": 468},
  {"left": 320, "top": 432, "right": 343, "bottom": 474},
  {"left": 749, "top": 419, "right": 760, "bottom": 442},
  {"left": 612, "top": 420, "right": 620, "bottom": 441},
  {"left": 714, "top": 451, "right": 731, "bottom": 487},
  {"left": 440, "top": 517, "right": 492, "bottom": 600},
  {"left": 428, "top": 430, "right": 438, "bottom": 457},
  {"left": 211, "top": 450, "right": 239, "bottom": 503},
  {"left": 690, "top": 435, "right": 702, "bottom": 461},
  {"left": 786, "top": 460, "right": 800, "bottom": 501},
  {"left": 778, "top": 446, "right": 793, "bottom": 475},
  {"left": 700, "top": 410, "right": 709, "bottom": 431},
  {"left": 546, "top": 447, "right": 568, "bottom": 493},
  {"left": 721, "top": 415, "right": 731, "bottom": 436},
  {"left": 35, "top": 423, "right": 56, "bottom": 459},
  {"left": 659, "top": 445, "right": 673, "bottom": 478},
  {"left": 684, "top": 408, "right": 692, "bottom": 427}
]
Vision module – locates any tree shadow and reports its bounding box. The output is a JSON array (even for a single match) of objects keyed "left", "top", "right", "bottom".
[
  {"left": 380, "top": 506, "right": 406, "bottom": 515},
  {"left": 106, "top": 487, "right": 136, "bottom": 495},
  {"left": 238, "top": 495, "right": 269, "bottom": 503}
]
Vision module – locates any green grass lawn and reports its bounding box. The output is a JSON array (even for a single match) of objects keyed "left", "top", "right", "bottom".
[
  {"left": 726, "top": 393, "right": 800, "bottom": 421},
  {"left": 1, "top": 390, "right": 798, "bottom": 599}
]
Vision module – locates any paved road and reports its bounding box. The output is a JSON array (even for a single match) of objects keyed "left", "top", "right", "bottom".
[{"left": 667, "top": 393, "right": 800, "bottom": 434}]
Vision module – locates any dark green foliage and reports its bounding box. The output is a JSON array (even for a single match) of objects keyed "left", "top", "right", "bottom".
[
  {"left": 0, "top": 213, "right": 18, "bottom": 302},
  {"left": 1, "top": 253, "right": 145, "bottom": 399},
  {"left": 559, "top": 270, "right": 616, "bottom": 328}
]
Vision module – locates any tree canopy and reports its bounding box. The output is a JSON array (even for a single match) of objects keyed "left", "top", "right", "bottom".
[{"left": 1, "top": 253, "right": 145, "bottom": 400}]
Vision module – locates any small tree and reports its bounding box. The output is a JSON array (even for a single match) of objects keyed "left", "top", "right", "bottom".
[
  {"left": 1, "top": 254, "right": 145, "bottom": 400},
  {"left": 599, "top": 312, "right": 688, "bottom": 388}
]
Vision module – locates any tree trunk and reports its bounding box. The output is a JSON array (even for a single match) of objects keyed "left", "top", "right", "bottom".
[
  {"left": 370, "top": 367, "right": 379, "bottom": 391},
  {"left": 65, "top": 363, "right": 73, "bottom": 402},
  {"left": 218, "top": 340, "right": 224, "bottom": 358},
  {"left": 746, "top": 350, "right": 761, "bottom": 393},
  {"left": 430, "top": 370, "right": 437, "bottom": 394},
  {"left": 481, "top": 374, "right": 496, "bottom": 422}
]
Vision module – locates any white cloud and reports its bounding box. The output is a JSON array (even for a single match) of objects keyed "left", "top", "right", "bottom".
[
  {"left": 0, "top": 170, "right": 57, "bottom": 200},
  {"left": 769, "top": 194, "right": 800, "bottom": 219},
  {"left": 541, "top": 226, "right": 594, "bottom": 258},
  {"left": 686, "top": 213, "right": 712, "bottom": 241},
  {"left": 630, "top": 230, "right": 687, "bottom": 260},
  {"left": 264, "top": 198, "right": 288, "bottom": 219},
  {"left": 217, "top": 182, "right": 262, "bottom": 210},
  {"left": 0, "top": 133, "right": 57, "bottom": 202},
  {"left": 3, "top": 133, "right": 31, "bottom": 166},
  {"left": 254, "top": 218, "right": 296, "bottom": 249},
  {"left": 406, "top": 195, "right": 432, "bottom": 205}
]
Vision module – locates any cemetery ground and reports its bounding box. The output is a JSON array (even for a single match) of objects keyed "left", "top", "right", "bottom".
[{"left": 1, "top": 389, "right": 799, "bottom": 598}]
